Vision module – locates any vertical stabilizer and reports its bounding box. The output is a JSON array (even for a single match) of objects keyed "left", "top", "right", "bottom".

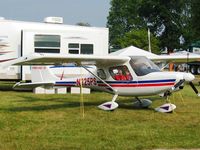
[{"left": 31, "top": 66, "right": 58, "bottom": 83}]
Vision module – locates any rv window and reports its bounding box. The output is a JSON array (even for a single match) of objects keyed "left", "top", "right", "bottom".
[
  {"left": 69, "top": 43, "right": 79, "bottom": 48},
  {"left": 34, "top": 35, "right": 60, "bottom": 53},
  {"left": 68, "top": 43, "right": 79, "bottom": 54},
  {"left": 81, "top": 44, "right": 93, "bottom": 54},
  {"left": 69, "top": 49, "right": 79, "bottom": 54}
]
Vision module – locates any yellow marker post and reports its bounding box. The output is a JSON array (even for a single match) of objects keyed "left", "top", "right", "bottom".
[{"left": 80, "top": 78, "right": 85, "bottom": 118}]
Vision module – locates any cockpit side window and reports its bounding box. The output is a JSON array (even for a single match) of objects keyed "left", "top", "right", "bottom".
[
  {"left": 109, "top": 65, "right": 133, "bottom": 81},
  {"left": 129, "top": 57, "right": 160, "bottom": 76},
  {"left": 97, "top": 69, "right": 106, "bottom": 79}
]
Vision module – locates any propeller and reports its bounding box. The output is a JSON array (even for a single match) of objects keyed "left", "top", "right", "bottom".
[
  {"left": 189, "top": 81, "right": 200, "bottom": 97},
  {"left": 172, "top": 79, "right": 185, "bottom": 91},
  {"left": 172, "top": 79, "right": 200, "bottom": 97},
  {"left": 162, "top": 79, "right": 185, "bottom": 97},
  {"left": 185, "top": 53, "right": 199, "bottom": 96}
]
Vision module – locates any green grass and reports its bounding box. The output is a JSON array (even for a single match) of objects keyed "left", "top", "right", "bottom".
[{"left": 0, "top": 84, "right": 199, "bottom": 150}]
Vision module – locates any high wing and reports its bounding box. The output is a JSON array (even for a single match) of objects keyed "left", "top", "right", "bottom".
[
  {"left": 1, "top": 52, "right": 199, "bottom": 68},
  {"left": 1, "top": 53, "right": 130, "bottom": 67},
  {"left": 148, "top": 53, "right": 200, "bottom": 63},
  {"left": 109, "top": 45, "right": 200, "bottom": 63}
]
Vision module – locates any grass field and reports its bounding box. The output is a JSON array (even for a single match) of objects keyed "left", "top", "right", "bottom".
[{"left": 0, "top": 82, "right": 200, "bottom": 150}]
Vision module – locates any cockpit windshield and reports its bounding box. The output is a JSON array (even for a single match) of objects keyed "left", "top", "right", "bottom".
[{"left": 129, "top": 56, "right": 160, "bottom": 76}]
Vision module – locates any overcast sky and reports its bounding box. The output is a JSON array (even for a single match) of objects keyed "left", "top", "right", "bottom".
[{"left": 0, "top": 0, "right": 110, "bottom": 27}]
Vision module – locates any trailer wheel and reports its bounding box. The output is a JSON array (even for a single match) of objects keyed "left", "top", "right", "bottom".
[
  {"left": 190, "top": 65, "right": 197, "bottom": 75},
  {"left": 197, "top": 66, "right": 200, "bottom": 75}
]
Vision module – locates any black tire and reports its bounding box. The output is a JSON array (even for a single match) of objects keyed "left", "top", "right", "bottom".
[
  {"left": 197, "top": 66, "right": 200, "bottom": 75},
  {"left": 190, "top": 65, "right": 197, "bottom": 75}
]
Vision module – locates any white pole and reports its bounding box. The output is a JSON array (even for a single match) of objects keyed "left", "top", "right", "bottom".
[{"left": 148, "top": 28, "right": 151, "bottom": 53}]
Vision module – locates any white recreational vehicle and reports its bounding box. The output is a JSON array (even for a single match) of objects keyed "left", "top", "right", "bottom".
[{"left": 0, "top": 17, "right": 108, "bottom": 80}]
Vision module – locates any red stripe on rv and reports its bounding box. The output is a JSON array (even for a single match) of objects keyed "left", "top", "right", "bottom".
[{"left": 0, "top": 58, "right": 16, "bottom": 62}]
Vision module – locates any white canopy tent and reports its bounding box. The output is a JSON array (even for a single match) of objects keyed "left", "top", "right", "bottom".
[
  {"left": 109, "top": 46, "right": 159, "bottom": 59},
  {"left": 109, "top": 46, "right": 200, "bottom": 63}
]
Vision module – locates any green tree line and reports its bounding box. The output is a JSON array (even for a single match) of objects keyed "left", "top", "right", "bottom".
[{"left": 107, "top": 0, "right": 200, "bottom": 53}]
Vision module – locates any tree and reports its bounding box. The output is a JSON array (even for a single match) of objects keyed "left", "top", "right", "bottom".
[
  {"left": 118, "top": 29, "right": 160, "bottom": 54},
  {"left": 179, "top": 0, "right": 193, "bottom": 49},
  {"left": 139, "top": 0, "right": 190, "bottom": 51},
  {"left": 107, "top": 0, "right": 144, "bottom": 48},
  {"left": 107, "top": 0, "right": 191, "bottom": 52},
  {"left": 191, "top": 0, "right": 200, "bottom": 41}
]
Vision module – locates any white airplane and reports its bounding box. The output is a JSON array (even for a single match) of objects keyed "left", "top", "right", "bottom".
[{"left": 2, "top": 53, "right": 200, "bottom": 113}]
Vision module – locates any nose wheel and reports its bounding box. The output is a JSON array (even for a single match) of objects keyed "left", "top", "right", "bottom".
[
  {"left": 155, "top": 103, "right": 176, "bottom": 113},
  {"left": 155, "top": 92, "right": 177, "bottom": 113}
]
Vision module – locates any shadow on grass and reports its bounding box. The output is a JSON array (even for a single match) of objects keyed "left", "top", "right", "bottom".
[
  {"left": 5, "top": 102, "right": 156, "bottom": 112},
  {"left": 119, "top": 102, "right": 155, "bottom": 111},
  {"left": 3, "top": 95, "right": 104, "bottom": 112},
  {"left": 0, "top": 81, "right": 32, "bottom": 92},
  {"left": 5, "top": 102, "right": 79, "bottom": 112},
  {"left": 14, "top": 95, "right": 73, "bottom": 103},
  {"left": 0, "top": 82, "right": 15, "bottom": 91},
  {"left": 3, "top": 94, "right": 162, "bottom": 112},
  {"left": 4, "top": 101, "right": 104, "bottom": 112},
  {"left": 117, "top": 96, "right": 164, "bottom": 111}
]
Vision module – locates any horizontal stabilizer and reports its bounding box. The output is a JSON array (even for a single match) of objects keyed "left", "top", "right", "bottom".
[{"left": 13, "top": 82, "right": 55, "bottom": 90}]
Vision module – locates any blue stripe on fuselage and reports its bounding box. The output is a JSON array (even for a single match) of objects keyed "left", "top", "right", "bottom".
[
  {"left": 55, "top": 79, "right": 176, "bottom": 85},
  {"left": 55, "top": 81, "right": 76, "bottom": 84}
]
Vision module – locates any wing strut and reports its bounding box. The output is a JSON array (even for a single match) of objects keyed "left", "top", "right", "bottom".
[
  {"left": 81, "top": 66, "right": 117, "bottom": 94},
  {"left": 82, "top": 66, "right": 119, "bottom": 111},
  {"left": 189, "top": 81, "right": 200, "bottom": 97}
]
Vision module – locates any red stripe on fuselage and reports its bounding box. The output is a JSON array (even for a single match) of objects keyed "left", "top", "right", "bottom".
[{"left": 98, "top": 82, "right": 175, "bottom": 87}]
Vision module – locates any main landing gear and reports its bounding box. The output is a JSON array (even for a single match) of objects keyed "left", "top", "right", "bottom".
[
  {"left": 98, "top": 95, "right": 153, "bottom": 111},
  {"left": 133, "top": 97, "right": 152, "bottom": 108},
  {"left": 98, "top": 94, "right": 119, "bottom": 111},
  {"left": 98, "top": 94, "right": 176, "bottom": 113}
]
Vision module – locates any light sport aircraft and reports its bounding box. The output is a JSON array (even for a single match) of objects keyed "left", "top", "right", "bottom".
[{"left": 3, "top": 53, "right": 200, "bottom": 113}]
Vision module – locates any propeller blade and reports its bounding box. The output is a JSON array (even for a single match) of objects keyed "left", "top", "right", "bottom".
[
  {"left": 189, "top": 81, "right": 200, "bottom": 97},
  {"left": 173, "top": 79, "right": 185, "bottom": 90}
]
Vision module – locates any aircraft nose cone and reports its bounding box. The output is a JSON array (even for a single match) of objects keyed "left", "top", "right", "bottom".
[
  {"left": 183, "top": 73, "right": 195, "bottom": 82},
  {"left": 175, "top": 74, "right": 184, "bottom": 82}
]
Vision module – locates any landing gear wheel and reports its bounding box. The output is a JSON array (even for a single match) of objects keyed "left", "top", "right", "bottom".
[
  {"left": 197, "top": 66, "right": 200, "bottom": 75},
  {"left": 190, "top": 66, "right": 197, "bottom": 75},
  {"left": 133, "top": 98, "right": 152, "bottom": 108}
]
